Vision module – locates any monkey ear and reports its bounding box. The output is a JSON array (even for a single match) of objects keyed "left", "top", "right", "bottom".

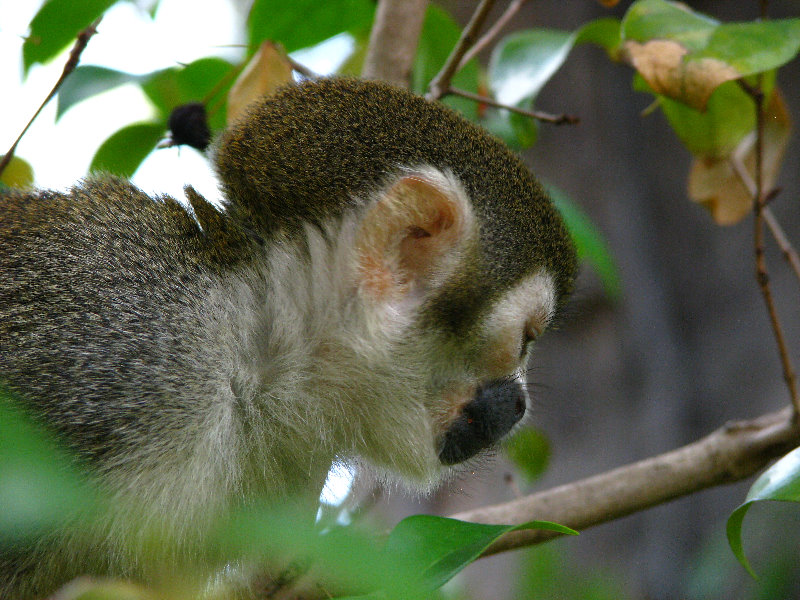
[{"left": 355, "top": 171, "right": 473, "bottom": 302}]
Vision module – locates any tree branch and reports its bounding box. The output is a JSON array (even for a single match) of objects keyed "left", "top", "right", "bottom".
[
  {"left": 0, "top": 19, "right": 101, "bottom": 178},
  {"left": 427, "top": 0, "right": 498, "bottom": 101},
  {"left": 361, "top": 0, "right": 429, "bottom": 88},
  {"left": 457, "top": 0, "right": 528, "bottom": 71},
  {"left": 451, "top": 407, "right": 800, "bottom": 556},
  {"left": 446, "top": 86, "right": 579, "bottom": 125}
]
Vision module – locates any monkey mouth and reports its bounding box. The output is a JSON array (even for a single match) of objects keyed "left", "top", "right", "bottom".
[{"left": 437, "top": 379, "right": 526, "bottom": 465}]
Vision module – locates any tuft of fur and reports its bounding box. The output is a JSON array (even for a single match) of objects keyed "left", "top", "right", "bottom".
[{"left": 0, "top": 78, "right": 577, "bottom": 597}]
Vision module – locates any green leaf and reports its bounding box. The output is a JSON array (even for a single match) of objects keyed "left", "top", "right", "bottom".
[
  {"left": 504, "top": 428, "right": 550, "bottom": 483},
  {"left": 248, "top": 0, "right": 375, "bottom": 53},
  {"left": 635, "top": 75, "right": 754, "bottom": 159},
  {"left": 57, "top": 66, "right": 144, "bottom": 120},
  {"left": 414, "top": 5, "right": 480, "bottom": 120},
  {"left": 215, "top": 502, "right": 405, "bottom": 597},
  {"left": 89, "top": 122, "right": 165, "bottom": 177},
  {"left": 22, "top": 0, "right": 117, "bottom": 74},
  {"left": 484, "top": 19, "right": 617, "bottom": 148},
  {"left": 489, "top": 29, "right": 576, "bottom": 108},
  {"left": 621, "top": 0, "right": 800, "bottom": 110},
  {"left": 575, "top": 18, "right": 622, "bottom": 55},
  {"left": 727, "top": 446, "right": 800, "bottom": 578},
  {"left": 488, "top": 17, "right": 620, "bottom": 105},
  {"left": 383, "top": 516, "right": 577, "bottom": 594},
  {"left": 480, "top": 105, "right": 538, "bottom": 150},
  {"left": 622, "top": 0, "right": 718, "bottom": 51},
  {"left": 0, "top": 391, "right": 100, "bottom": 541},
  {"left": 549, "top": 186, "right": 621, "bottom": 300},
  {"left": 623, "top": 1, "right": 800, "bottom": 75},
  {"left": 0, "top": 156, "right": 35, "bottom": 189},
  {"left": 141, "top": 58, "right": 235, "bottom": 128},
  {"left": 696, "top": 19, "right": 800, "bottom": 76}
]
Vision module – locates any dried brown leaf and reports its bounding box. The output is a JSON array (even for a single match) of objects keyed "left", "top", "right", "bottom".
[
  {"left": 227, "top": 41, "right": 294, "bottom": 125},
  {"left": 688, "top": 90, "right": 791, "bottom": 225},
  {"left": 624, "top": 39, "right": 739, "bottom": 111}
]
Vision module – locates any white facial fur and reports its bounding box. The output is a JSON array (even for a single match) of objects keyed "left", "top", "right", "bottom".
[{"left": 477, "top": 271, "right": 557, "bottom": 380}]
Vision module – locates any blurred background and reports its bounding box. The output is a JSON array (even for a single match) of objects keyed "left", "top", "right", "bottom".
[{"left": 2, "top": 1, "right": 799, "bottom": 598}]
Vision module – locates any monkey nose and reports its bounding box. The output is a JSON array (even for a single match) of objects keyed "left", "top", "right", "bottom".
[{"left": 437, "top": 379, "right": 526, "bottom": 465}]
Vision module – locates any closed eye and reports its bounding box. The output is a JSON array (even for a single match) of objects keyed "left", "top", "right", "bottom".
[{"left": 520, "top": 323, "right": 544, "bottom": 358}]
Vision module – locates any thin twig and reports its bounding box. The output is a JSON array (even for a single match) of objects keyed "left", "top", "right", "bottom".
[
  {"left": 0, "top": 19, "right": 102, "bottom": 178},
  {"left": 427, "top": 0, "right": 498, "bottom": 101},
  {"left": 764, "top": 208, "right": 800, "bottom": 283},
  {"left": 728, "top": 155, "right": 800, "bottom": 284},
  {"left": 457, "top": 0, "right": 528, "bottom": 70},
  {"left": 747, "top": 78, "right": 799, "bottom": 415},
  {"left": 446, "top": 86, "right": 579, "bottom": 125}
]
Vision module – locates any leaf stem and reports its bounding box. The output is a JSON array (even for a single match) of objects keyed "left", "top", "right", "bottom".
[
  {"left": 0, "top": 19, "right": 101, "bottom": 179},
  {"left": 445, "top": 86, "right": 579, "bottom": 125}
]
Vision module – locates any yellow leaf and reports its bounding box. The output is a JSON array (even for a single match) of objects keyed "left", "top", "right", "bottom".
[
  {"left": 0, "top": 156, "right": 34, "bottom": 189},
  {"left": 227, "top": 41, "right": 294, "bottom": 125},
  {"left": 688, "top": 90, "right": 791, "bottom": 225},
  {"left": 623, "top": 39, "right": 739, "bottom": 111}
]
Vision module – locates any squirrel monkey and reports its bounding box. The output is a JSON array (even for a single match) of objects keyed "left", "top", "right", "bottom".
[{"left": 0, "top": 78, "right": 576, "bottom": 597}]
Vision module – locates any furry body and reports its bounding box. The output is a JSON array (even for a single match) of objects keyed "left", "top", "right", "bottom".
[{"left": 0, "top": 79, "right": 576, "bottom": 597}]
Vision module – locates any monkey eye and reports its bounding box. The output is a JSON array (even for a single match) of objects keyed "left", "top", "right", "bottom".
[
  {"left": 526, "top": 321, "right": 543, "bottom": 343},
  {"left": 520, "top": 323, "right": 543, "bottom": 357}
]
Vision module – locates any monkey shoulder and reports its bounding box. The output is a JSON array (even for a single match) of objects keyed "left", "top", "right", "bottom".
[{"left": 0, "top": 176, "right": 256, "bottom": 278}]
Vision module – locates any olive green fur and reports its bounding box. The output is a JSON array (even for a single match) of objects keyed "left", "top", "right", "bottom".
[
  {"left": 0, "top": 77, "right": 578, "bottom": 598},
  {"left": 216, "top": 78, "right": 577, "bottom": 333}
]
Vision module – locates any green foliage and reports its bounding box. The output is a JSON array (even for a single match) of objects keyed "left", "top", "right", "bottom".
[
  {"left": 689, "top": 515, "right": 800, "bottom": 600},
  {"left": 486, "top": 28, "right": 570, "bottom": 148},
  {"left": 248, "top": 0, "right": 374, "bottom": 53},
  {"left": 22, "top": 0, "right": 117, "bottom": 74},
  {"left": 413, "top": 5, "right": 480, "bottom": 119},
  {"left": 574, "top": 17, "right": 621, "bottom": 55},
  {"left": 483, "top": 19, "right": 620, "bottom": 149},
  {"left": 216, "top": 508, "right": 576, "bottom": 600},
  {"left": 89, "top": 122, "right": 165, "bottom": 177},
  {"left": 727, "top": 445, "right": 800, "bottom": 578},
  {"left": 620, "top": 0, "right": 800, "bottom": 115},
  {"left": 517, "top": 542, "right": 631, "bottom": 600},
  {"left": 503, "top": 428, "right": 550, "bottom": 483},
  {"left": 10, "top": 1, "right": 800, "bottom": 594},
  {"left": 489, "top": 29, "right": 575, "bottom": 108},
  {"left": 140, "top": 57, "right": 235, "bottom": 129},
  {"left": 71, "top": 57, "right": 236, "bottom": 175},
  {"left": 635, "top": 75, "right": 756, "bottom": 159},
  {"left": 621, "top": 0, "right": 718, "bottom": 49},
  {"left": 57, "top": 66, "right": 145, "bottom": 120},
  {"left": 0, "top": 391, "right": 100, "bottom": 543},
  {"left": 550, "top": 186, "right": 621, "bottom": 300},
  {"left": 622, "top": 0, "right": 800, "bottom": 76},
  {"left": 382, "top": 516, "right": 576, "bottom": 597}
]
